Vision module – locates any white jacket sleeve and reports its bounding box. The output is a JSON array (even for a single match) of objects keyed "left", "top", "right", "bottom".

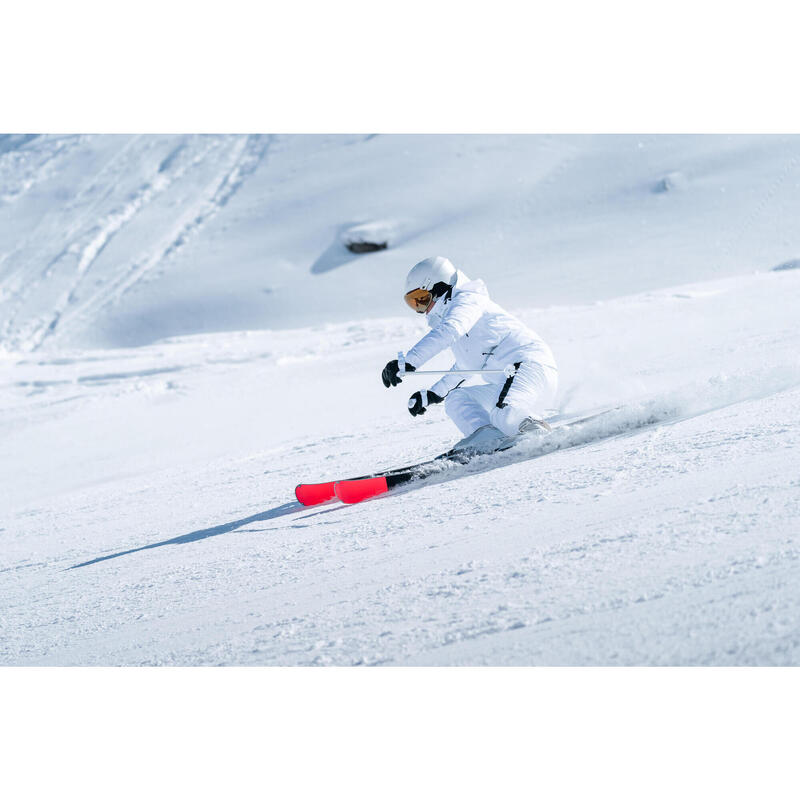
[
  {"left": 405, "top": 293, "right": 483, "bottom": 368},
  {"left": 430, "top": 366, "right": 464, "bottom": 398}
]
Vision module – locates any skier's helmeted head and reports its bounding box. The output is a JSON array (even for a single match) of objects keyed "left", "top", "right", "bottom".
[{"left": 404, "top": 256, "right": 459, "bottom": 314}]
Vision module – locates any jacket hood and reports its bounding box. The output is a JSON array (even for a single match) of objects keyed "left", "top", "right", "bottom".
[
  {"left": 425, "top": 272, "right": 487, "bottom": 327},
  {"left": 454, "top": 275, "right": 487, "bottom": 295}
]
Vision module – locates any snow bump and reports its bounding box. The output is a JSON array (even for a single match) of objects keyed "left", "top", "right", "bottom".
[{"left": 653, "top": 170, "right": 688, "bottom": 193}]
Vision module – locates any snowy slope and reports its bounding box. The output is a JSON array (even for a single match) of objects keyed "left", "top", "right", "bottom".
[
  {"left": 1, "top": 134, "right": 800, "bottom": 665},
  {"left": 3, "top": 134, "right": 800, "bottom": 350}
]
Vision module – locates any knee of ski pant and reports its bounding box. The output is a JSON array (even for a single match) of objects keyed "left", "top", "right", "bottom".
[
  {"left": 443, "top": 391, "right": 465, "bottom": 428},
  {"left": 490, "top": 403, "right": 531, "bottom": 437},
  {"left": 445, "top": 388, "right": 491, "bottom": 437},
  {"left": 497, "top": 362, "right": 558, "bottom": 420},
  {"left": 444, "top": 389, "right": 470, "bottom": 417}
]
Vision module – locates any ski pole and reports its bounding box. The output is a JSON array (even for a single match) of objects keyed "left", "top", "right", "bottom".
[{"left": 397, "top": 352, "right": 516, "bottom": 378}]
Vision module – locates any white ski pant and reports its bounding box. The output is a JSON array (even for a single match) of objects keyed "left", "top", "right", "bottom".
[{"left": 444, "top": 361, "right": 558, "bottom": 437}]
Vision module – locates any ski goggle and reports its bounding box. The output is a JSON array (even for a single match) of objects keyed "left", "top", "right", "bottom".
[{"left": 404, "top": 288, "right": 433, "bottom": 313}]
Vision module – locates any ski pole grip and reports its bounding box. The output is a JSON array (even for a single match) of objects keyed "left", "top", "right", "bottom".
[
  {"left": 397, "top": 351, "right": 406, "bottom": 375},
  {"left": 503, "top": 363, "right": 517, "bottom": 378}
]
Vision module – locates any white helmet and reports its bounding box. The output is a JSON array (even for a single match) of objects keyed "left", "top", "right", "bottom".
[{"left": 403, "top": 256, "right": 458, "bottom": 313}]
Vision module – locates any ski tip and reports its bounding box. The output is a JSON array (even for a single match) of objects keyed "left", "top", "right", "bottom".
[
  {"left": 334, "top": 476, "right": 389, "bottom": 504},
  {"left": 295, "top": 481, "right": 337, "bottom": 506}
]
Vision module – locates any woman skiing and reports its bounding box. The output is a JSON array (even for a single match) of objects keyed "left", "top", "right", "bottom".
[{"left": 382, "top": 256, "right": 558, "bottom": 453}]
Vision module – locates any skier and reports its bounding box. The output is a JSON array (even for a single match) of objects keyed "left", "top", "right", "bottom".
[{"left": 381, "top": 256, "right": 558, "bottom": 453}]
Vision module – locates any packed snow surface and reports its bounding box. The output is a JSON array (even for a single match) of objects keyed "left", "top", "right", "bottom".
[{"left": 2, "top": 134, "right": 800, "bottom": 665}]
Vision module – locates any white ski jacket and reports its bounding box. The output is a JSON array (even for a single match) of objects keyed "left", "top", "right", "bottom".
[{"left": 405, "top": 271, "right": 557, "bottom": 398}]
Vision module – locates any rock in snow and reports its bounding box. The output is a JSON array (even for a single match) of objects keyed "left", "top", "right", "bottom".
[
  {"left": 340, "top": 220, "right": 395, "bottom": 253},
  {"left": 772, "top": 257, "right": 800, "bottom": 272}
]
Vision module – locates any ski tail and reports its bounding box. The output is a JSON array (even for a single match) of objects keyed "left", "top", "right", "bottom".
[
  {"left": 334, "top": 476, "right": 390, "bottom": 504},
  {"left": 295, "top": 481, "right": 337, "bottom": 506}
]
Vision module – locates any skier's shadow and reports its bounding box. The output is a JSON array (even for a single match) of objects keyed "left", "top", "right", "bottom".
[{"left": 69, "top": 501, "right": 340, "bottom": 569}]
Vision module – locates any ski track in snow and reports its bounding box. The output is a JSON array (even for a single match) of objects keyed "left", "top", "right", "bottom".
[
  {"left": 1, "top": 135, "right": 191, "bottom": 347},
  {"left": 0, "top": 135, "right": 81, "bottom": 206},
  {"left": 0, "top": 135, "right": 271, "bottom": 351},
  {"left": 75, "top": 134, "right": 272, "bottom": 322}
]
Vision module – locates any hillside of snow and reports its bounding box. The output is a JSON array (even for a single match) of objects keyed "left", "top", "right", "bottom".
[
  {"left": 4, "top": 134, "right": 800, "bottom": 350},
  {"left": 2, "top": 134, "right": 800, "bottom": 665}
]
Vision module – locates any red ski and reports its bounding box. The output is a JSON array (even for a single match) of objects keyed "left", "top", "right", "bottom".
[
  {"left": 296, "top": 464, "right": 426, "bottom": 507},
  {"left": 334, "top": 476, "right": 391, "bottom": 504},
  {"left": 295, "top": 453, "right": 458, "bottom": 507},
  {"left": 295, "top": 481, "right": 337, "bottom": 506}
]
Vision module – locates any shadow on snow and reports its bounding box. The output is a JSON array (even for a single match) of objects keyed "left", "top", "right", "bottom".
[{"left": 69, "top": 501, "right": 319, "bottom": 569}]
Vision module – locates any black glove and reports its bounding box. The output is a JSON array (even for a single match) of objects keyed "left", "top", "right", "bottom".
[
  {"left": 408, "top": 389, "right": 443, "bottom": 416},
  {"left": 382, "top": 360, "right": 414, "bottom": 387}
]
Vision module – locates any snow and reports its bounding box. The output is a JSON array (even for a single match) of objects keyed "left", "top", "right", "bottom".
[{"left": 1, "top": 134, "right": 800, "bottom": 664}]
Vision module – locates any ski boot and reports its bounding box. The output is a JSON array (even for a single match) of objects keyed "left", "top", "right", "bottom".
[
  {"left": 451, "top": 425, "right": 515, "bottom": 456},
  {"left": 518, "top": 417, "right": 552, "bottom": 434}
]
